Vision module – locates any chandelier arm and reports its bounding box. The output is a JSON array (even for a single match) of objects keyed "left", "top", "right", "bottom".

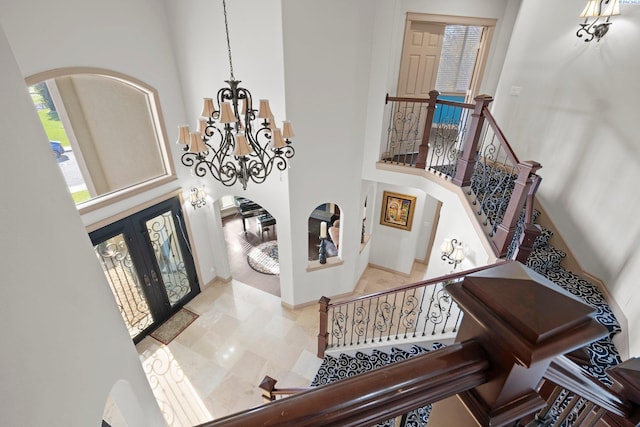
[{"left": 179, "top": 9, "right": 294, "bottom": 190}]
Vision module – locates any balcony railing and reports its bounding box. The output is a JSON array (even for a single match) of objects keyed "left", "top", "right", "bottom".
[
  {"left": 197, "top": 262, "right": 640, "bottom": 427},
  {"left": 316, "top": 263, "right": 504, "bottom": 358},
  {"left": 382, "top": 90, "right": 542, "bottom": 258}
]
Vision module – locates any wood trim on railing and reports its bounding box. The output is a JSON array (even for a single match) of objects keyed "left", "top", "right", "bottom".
[
  {"left": 327, "top": 261, "right": 509, "bottom": 310},
  {"left": 481, "top": 106, "right": 520, "bottom": 166},
  {"left": 452, "top": 94, "right": 494, "bottom": 187},
  {"left": 317, "top": 296, "right": 330, "bottom": 358},
  {"left": 259, "top": 376, "right": 312, "bottom": 402},
  {"left": 415, "top": 90, "right": 438, "bottom": 169},
  {"left": 514, "top": 175, "right": 543, "bottom": 262},
  {"left": 545, "top": 356, "right": 632, "bottom": 417},
  {"left": 384, "top": 94, "right": 474, "bottom": 110},
  {"left": 196, "top": 340, "right": 489, "bottom": 427},
  {"left": 491, "top": 161, "right": 542, "bottom": 257}
]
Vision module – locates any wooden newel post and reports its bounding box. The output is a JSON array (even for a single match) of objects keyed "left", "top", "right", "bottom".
[
  {"left": 452, "top": 94, "right": 494, "bottom": 187},
  {"left": 492, "top": 161, "right": 542, "bottom": 257},
  {"left": 317, "top": 296, "right": 331, "bottom": 358},
  {"left": 429, "top": 262, "right": 608, "bottom": 427},
  {"left": 605, "top": 358, "right": 640, "bottom": 426},
  {"left": 259, "top": 376, "right": 278, "bottom": 403},
  {"left": 514, "top": 223, "right": 541, "bottom": 264},
  {"left": 415, "top": 90, "right": 439, "bottom": 170}
]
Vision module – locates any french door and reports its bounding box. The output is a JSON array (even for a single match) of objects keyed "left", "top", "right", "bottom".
[{"left": 90, "top": 197, "right": 200, "bottom": 343}]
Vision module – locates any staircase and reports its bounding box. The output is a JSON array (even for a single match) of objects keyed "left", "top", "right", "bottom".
[
  {"left": 310, "top": 343, "right": 446, "bottom": 427},
  {"left": 458, "top": 158, "right": 623, "bottom": 386},
  {"left": 508, "top": 208, "right": 623, "bottom": 387},
  {"left": 306, "top": 165, "right": 624, "bottom": 425}
]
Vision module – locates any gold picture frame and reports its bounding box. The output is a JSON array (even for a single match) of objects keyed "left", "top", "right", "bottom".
[{"left": 380, "top": 191, "right": 416, "bottom": 231}]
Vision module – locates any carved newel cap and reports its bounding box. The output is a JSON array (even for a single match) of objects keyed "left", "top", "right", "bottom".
[{"left": 447, "top": 261, "right": 608, "bottom": 367}]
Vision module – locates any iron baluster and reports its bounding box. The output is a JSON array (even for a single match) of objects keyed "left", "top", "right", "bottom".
[
  {"left": 395, "top": 290, "right": 406, "bottom": 340},
  {"left": 364, "top": 299, "right": 373, "bottom": 344},
  {"left": 422, "top": 282, "right": 438, "bottom": 336},
  {"left": 414, "top": 286, "right": 427, "bottom": 338},
  {"left": 441, "top": 287, "right": 453, "bottom": 334}
]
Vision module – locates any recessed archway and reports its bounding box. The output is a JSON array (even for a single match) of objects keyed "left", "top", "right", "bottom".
[{"left": 219, "top": 195, "right": 281, "bottom": 297}]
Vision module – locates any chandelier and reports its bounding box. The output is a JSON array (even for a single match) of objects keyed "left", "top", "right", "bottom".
[
  {"left": 577, "top": 0, "right": 620, "bottom": 42},
  {"left": 177, "top": 0, "right": 295, "bottom": 190}
]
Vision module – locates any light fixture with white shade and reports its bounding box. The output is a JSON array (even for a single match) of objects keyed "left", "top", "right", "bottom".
[
  {"left": 178, "top": 0, "right": 295, "bottom": 190},
  {"left": 441, "top": 238, "right": 465, "bottom": 269},
  {"left": 190, "top": 186, "right": 206, "bottom": 209},
  {"left": 577, "top": 0, "right": 620, "bottom": 42}
]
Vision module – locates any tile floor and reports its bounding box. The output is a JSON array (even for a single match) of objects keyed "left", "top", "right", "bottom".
[{"left": 136, "top": 262, "right": 429, "bottom": 426}]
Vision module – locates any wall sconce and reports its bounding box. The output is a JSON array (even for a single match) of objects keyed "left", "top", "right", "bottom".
[
  {"left": 441, "top": 238, "right": 465, "bottom": 269},
  {"left": 190, "top": 187, "right": 206, "bottom": 209},
  {"left": 577, "top": 0, "right": 620, "bottom": 42}
]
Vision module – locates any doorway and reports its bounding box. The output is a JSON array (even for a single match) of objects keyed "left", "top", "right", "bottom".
[
  {"left": 90, "top": 197, "right": 200, "bottom": 343},
  {"left": 397, "top": 13, "right": 496, "bottom": 102}
]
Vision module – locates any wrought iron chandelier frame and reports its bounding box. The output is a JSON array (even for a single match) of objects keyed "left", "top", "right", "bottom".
[{"left": 179, "top": 0, "right": 294, "bottom": 190}]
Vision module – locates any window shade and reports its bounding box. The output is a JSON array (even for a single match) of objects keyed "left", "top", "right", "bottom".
[{"left": 434, "top": 25, "right": 484, "bottom": 94}]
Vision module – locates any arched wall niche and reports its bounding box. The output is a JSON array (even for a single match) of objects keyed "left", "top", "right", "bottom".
[{"left": 308, "top": 202, "right": 341, "bottom": 262}]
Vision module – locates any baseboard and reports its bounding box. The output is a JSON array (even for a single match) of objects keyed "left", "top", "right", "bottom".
[{"left": 367, "top": 262, "right": 411, "bottom": 277}]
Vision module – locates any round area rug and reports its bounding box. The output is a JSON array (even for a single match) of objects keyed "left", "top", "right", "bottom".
[{"left": 247, "top": 241, "right": 279, "bottom": 275}]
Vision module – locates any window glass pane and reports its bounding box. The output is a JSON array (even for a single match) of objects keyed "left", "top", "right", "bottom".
[
  {"left": 434, "top": 25, "right": 483, "bottom": 94},
  {"left": 28, "top": 72, "right": 171, "bottom": 207}
]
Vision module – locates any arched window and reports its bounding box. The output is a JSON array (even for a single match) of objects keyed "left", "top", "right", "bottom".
[{"left": 26, "top": 68, "right": 174, "bottom": 213}]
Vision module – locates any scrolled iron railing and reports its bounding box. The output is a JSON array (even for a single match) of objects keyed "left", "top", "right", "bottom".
[
  {"left": 382, "top": 90, "right": 542, "bottom": 258},
  {"left": 317, "top": 263, "right": 506, "bottom": 358}
]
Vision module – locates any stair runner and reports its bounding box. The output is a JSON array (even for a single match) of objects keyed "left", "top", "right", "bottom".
[
  {"left": 454, "top": 161, "right": 622, "bottom": 385},
  {"left": 308, "top": 165, "right": 623, "bottom": 425},
  {"left": 507, "top": 209, "right": 622, "bottom": 386},
  {"left": 310, "top": 343, "right": 445, "bottom": 427}
]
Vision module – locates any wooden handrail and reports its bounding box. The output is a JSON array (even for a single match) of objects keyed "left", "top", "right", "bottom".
[
  {"left": 481, "top": 106, "right": 520, "bottom": 166},
  {"left": 383, "top": 91, "right": 544, "bottom": 262},
  {"left": 327, "top": 261, "right": 509, "bottom": 309},
  {"left": 197, "top": 340, "right": 489, "bottom": 427},
  {"left": 545, "top": 356, "right": 632, "bottom": 418},
  {"left": 385, "top": 93, "right": 474, "bottom": 109}
]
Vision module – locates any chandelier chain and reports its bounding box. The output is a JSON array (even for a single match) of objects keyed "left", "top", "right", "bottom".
[{"left": 222, "top": 0, "right": 235, "bottom": 80}]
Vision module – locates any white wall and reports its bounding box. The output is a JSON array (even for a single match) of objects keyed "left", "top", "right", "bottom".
[
  {"left": 280, "top": 0, "right": 377, "bottom": 305},
  {"left": 0, "top": 23, "right": 164, "bottom": 427},
  {"left": 357, "top": 0, "right": 518, "bottom": 280},
  {"left": 490, "top": 0, "right": 640, "bottom": 355},
  {"left": 0, "top": 0, "right": 226, "bottom": 287},
  {"left": 371, "top": 169, "right": 494, "bottom": 279}
]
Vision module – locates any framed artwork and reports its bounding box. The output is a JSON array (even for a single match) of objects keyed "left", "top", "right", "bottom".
[{"left": 380, "top": 191, "right": 416, "bottom": 231}]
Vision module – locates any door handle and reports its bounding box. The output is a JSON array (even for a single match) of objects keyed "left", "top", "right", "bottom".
[{"left": 151, "top": 270, "right": 159, "bottom": 283}]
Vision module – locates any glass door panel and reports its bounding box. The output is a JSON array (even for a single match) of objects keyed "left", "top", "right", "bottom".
[
  {"left": 145, "top": 211, "right": 193, "bottom": 307},
  {"left": 90, "top": 196, "right": 200, "bottom": 343},
  {"left": 94, "top": 234, "right": 154, "bottom": 339}
]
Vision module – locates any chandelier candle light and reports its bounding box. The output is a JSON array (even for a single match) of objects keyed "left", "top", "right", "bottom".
[
  {"left": 177, "top": 0, "right": 295, "bottom": 190},
  {"left": 319, "top": 221, "right": 328, "bottom": 264}
]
